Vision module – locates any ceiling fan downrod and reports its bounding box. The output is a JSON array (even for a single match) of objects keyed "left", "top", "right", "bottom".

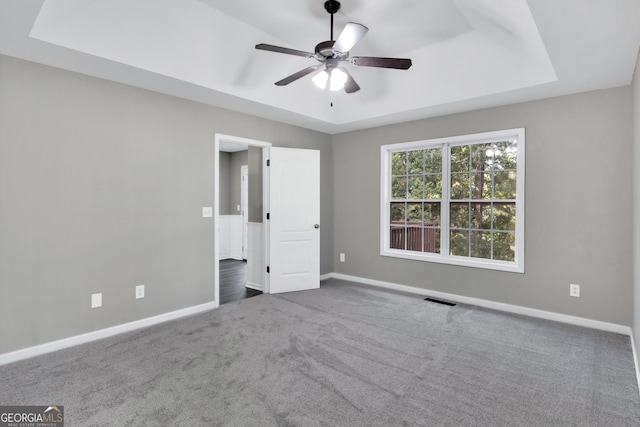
[{"left": 324, "top": 0, "right": 341, "bottom": 41}]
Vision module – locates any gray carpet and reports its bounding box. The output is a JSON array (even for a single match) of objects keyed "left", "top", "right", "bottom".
[{"left": 1, "top": 279, "right": 639, "bottom": 426}]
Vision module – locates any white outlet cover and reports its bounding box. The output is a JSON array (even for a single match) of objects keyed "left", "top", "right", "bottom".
[
  {"left": 202, "top": 207, "right": 213, "bottom": 218},
  {"left": 91, "top": 293, "right": 102, "bottom": 308},
  {"left": 135, "top": 285, "right": 145, "bottom": 299},
  {"left": 340, "top": 253, "right": 346, "bottom": 262},
  {"left": 570, "top": 284, "right": 580, "bottom": 297}
]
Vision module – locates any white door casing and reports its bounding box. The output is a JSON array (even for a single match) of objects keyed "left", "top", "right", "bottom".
[{"left": 268, "top": 147, "right": 320, "bottom": 294}]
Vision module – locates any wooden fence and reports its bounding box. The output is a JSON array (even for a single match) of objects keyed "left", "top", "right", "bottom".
[{"left": 390, "top": 221, "right": 437, "bottom": 252}]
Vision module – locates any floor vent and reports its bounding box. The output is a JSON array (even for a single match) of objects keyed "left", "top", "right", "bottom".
[{"left": 424, "top": 297, "right": 456, "bottom": 307}]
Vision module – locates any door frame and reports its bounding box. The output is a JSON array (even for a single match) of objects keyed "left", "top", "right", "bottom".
[{"left": 214, "top": 134, "right": 271, "bottom": 307}]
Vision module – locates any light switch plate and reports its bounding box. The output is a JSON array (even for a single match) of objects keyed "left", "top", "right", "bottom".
[{"left": 202, "top": 207, "right": 213, "bottom": 218}]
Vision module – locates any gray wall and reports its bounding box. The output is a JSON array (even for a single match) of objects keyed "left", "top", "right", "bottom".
[
  {"left": 219, "top": 150, "right": 248, "bottom": 215},
  {"left": 248, "top": 146, "right": 263, "bottom": 223},
  {"left": 219, "top": 152, "right": 232, "bottom": 214},
  {"left": 0, "top": 55, "right": 333, "bottom": 354},
  {"left": 332, "top": 87, "right": 633, "bottom": 326},
  {"left": 229, "top": 150, "right": 248, "bottom": 215},
  {"left": 633, "top": 50, "right": 640, "bottom": 352}
]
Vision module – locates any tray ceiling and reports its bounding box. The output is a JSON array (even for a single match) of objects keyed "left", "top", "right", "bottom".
[{"left": 1, "top": 0, "right": 639, "bottom": 134}]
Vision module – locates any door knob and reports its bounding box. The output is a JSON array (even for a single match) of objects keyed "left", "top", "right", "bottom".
[{"left": 314, "top": 224, "right": 320, "bottom": 229}]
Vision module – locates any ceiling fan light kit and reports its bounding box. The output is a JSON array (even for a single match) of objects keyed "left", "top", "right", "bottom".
[
  {"left": 255, "top": 0, "right": 412, "bottom": 94},
  {"left": 313, "top": 67, "right": 348, "bottom": 91}
]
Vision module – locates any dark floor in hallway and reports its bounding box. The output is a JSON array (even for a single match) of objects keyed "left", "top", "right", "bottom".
[{"left": 220, "top": 259, "right": 262, "bottom": 305}]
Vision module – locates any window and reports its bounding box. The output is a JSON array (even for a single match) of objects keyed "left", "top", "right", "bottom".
[{"left": 381, "top": 128, "right": 525, "bottom": 273}]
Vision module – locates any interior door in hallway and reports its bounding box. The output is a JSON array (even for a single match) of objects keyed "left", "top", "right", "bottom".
[{"left": 268, "top": 147, "right": 320, "bottom": 294}]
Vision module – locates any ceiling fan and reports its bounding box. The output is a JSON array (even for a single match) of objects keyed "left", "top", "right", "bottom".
[{"left": 255, "top": 0, "right": 412, "bottom": 94}]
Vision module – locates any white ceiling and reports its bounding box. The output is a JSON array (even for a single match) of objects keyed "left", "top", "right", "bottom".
[{"left": 1, "top": 0, "right": 639, "bottom": 134}]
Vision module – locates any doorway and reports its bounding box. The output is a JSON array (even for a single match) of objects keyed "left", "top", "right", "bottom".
[
  {"left": 214, "top": 134, "right": 270, "bottom": 306},
  {"left": 214, "top": 134, "right": 321, "bottom": 306}
]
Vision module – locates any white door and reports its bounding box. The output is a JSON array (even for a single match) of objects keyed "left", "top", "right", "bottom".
[{"left": 268, "top": 147, "right": 320, "bottom": 294}]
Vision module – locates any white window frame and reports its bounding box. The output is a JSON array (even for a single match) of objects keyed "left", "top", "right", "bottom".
[{"left": 380, "top": 128, "right": 525, "bottom": 273}]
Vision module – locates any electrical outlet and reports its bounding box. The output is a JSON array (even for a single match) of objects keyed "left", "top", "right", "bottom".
[
  {"left": 135, "top": 285, "right": 145, "bottom": 299},
  {"left": 202, "top": 207, "right": 213, "bottom": 218},
  {"left": 570, "top": 283, "right": 580, "bottom": 297},
  {"left": 91, "top": 293, "right": 102, "bottom": 308},
  {"left": 339, "top": 253, "right": 346, "bottom": 263}
]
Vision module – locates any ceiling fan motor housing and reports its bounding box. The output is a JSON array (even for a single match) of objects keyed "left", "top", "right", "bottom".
[{"left": 315, "top": 40, "right": 334, "bottom": 56}]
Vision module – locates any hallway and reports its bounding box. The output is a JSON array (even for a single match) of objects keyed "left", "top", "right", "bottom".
[{"left": 220, "top": 259, "right": 262, "bottom": 304}]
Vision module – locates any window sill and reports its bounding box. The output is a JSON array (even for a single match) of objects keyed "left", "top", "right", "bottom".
[{"left": 381, "top": 248, "right": 524, "bottom": 273}]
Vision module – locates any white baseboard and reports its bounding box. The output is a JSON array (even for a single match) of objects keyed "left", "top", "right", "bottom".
[
  {"left": 631, "top": 333, "right": 640, "bottom": 399},
  {"left": 320, "top": 273, "right": 332, "bottom": 281},
  {"left": 0, "top": 301, "right": 217, "bottom": 367},
  {"left": 326, "top": 273, "right": 632, "bottom": 336}
]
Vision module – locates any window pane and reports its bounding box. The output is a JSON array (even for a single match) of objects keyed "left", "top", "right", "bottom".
[
  {"left": 494, "top": 171, "right": 516, "bottom": 200},
  {"left": 450, "top": 173, "right": 470, "bottom": 199},
  {"left": 408, "top": 150, "right": 424, "bottom": 174},
  {"left": 407, "top": 203, "right": 423, "bottom": 225},
  {"left": 493, "top": 203, "right": 516, "bottom": 231},
  {"left": 472, "top": 143, "right": 492, "bottom": 171},
  {"left": 406, "top": 227, "right": 423, "bottom": 252},
  {"left": 425, "top": 149, "right": 442, "bottom": 173},
  {"left": 392, "top": 152, "right": 406, "bottom": 176},
  {"left": 470, "top": 203, "right": 492, "bottom": 230},
  {"left": 450, "top": 230, "right": 469, "bottom": 256},
  {"left": 392, "top": 176, "right": 407, "bottom": 199},
  {"left": 470, "top": 231, "right": 491, "bottom": 259},
  {"left": 390, "top": 202, "right": 406, "bottom": 224},
  {"left": 390, "top": 227, "right": 405, "bottom": 250},
  {"left": 424, "top": 174, "right": 442, "bottom": 199},
  {"left": 408, "top": 176, "right": 424, "bottom": 200},
  {"left": 471, "top": 172, "right": 492, "bottom": 200},
  {"left": 450, "top": 202, "right": 469, "bottom": 229},
  {"left": 494, "top": 140, "right": 517, "bottom": 170},
  {"left": 450, "top": 145, "right": 470, "bottom": 172},
  {"left": 423, "top": 228, "right": 440, "bottom": 254},
  {"left": 493, "top": 231, "right": 515, "bottom": 261},
  {"left": 424, "top": 203, "right": 441, "bottom": 226}
]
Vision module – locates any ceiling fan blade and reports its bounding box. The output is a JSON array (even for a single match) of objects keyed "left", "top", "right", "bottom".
[
  {"left": 255, "top": 43, "right": 315, "bottom": 59},
  {"left": 351, "top": 56, "right": 412, "bottom": 70},
  {"left": 275, "top": 66, "right": 321, "bottom": 86},
  {"left": 343, "top": 70, "right": 360, "bottom": 94},
  {"left": 333, "top": 22, "right": 369, "bottom": 54}
]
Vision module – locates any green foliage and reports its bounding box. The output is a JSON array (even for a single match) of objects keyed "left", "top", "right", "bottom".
[
  {"left": 390, "top": 203, "right": 405, "bottom": 223},
  {"left": 391, "top": 176, "right": 406, "bottom": 199},
  {"left": 392, "top": 152, "right": 406, "bottom": 176}
]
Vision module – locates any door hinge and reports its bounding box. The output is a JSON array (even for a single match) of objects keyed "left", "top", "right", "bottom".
[
  {"left": 266, "top": 266, "right": 270, "bottom": 273},
  {"left": 266, "top": 213, "right": 270, "bottom": 220},
  {"left": 266, "top": 159, "right": 270, "bottom": 166}
]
